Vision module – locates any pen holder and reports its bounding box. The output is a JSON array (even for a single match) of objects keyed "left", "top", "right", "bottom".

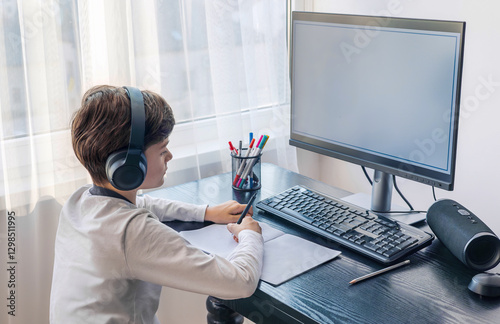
[{"left": 231, "top": 151, "right": 262, "bottom": 191}]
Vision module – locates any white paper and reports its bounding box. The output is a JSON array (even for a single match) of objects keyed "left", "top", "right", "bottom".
[{"left": 180, "top": 222, "right": 341, "bottom": 285}]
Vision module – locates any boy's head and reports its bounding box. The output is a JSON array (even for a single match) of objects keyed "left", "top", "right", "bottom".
[{"left": 72, "top": 85, "right": 175, "bottom": 186}]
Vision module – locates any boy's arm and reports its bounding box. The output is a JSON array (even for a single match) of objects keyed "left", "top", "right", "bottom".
[
  {"left": 137, "top": 194, "right": 207, "bottom": 222},
  {"left": 138, "top": 195, "right": 252, "bottom": 224},
  {"left": 124, "top": 214, "right": 264, "bottom": 299}
]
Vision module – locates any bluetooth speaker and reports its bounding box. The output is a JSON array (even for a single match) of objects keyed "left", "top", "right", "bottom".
[{"left": 427, "top": 199, "right": 500, "bottom": 271}]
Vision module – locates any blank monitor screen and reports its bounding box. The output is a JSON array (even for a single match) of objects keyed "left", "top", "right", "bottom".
[{"left": 290, "top": 12, "right": 465, "bottom": 190}]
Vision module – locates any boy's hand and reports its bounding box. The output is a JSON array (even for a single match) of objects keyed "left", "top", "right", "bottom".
[
  {"left": 227, "top": 216, "right": 262, "bottom": 243},
  {"left": 205, "top": 200, "right": 253, "bottom": 224}
]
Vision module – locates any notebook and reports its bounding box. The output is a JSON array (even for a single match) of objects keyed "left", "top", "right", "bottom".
[{"left": 179, "top": 222, "right": 341, "bottom": 285}]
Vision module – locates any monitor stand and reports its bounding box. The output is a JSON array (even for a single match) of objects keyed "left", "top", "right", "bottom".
[
  {"left": 371, "top": 170, "right": 393, "bottom": 212},
  {"left": 342, "top": 170, "right": 427, "bottom": 225}
]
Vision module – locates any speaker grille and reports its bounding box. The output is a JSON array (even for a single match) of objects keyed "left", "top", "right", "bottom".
[{"left": 465, "top": 233, "right": 500, "bottom": 270}]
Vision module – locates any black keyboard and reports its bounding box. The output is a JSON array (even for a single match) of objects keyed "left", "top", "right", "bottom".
[{"left": 256, "top": 185, "right": 434, "bottom": 264}]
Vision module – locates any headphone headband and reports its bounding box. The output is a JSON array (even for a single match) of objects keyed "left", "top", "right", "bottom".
[{"left": 124, "top": 86, "right": 145, "bottom": 153}]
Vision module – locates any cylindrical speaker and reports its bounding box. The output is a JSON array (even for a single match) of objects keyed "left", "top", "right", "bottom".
[{"left": 427, "top": 199, "right": 500, "bottom": 271}]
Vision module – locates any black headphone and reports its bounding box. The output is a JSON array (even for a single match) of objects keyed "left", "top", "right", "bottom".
[{"left": 105, "top": 86, "right": 147, "bottom": 190}]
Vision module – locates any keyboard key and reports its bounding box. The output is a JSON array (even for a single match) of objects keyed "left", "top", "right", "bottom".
[{"left": 281, "top": 207, "right": 314, "bottom": 224}]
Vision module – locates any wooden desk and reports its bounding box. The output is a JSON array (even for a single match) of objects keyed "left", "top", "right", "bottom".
[{"left": 149, "top": 163, "right": 499, "bottom": 324}]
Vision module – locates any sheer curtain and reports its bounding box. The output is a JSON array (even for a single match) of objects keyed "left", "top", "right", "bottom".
[{"left": 0, "top": 0, "right": 295, "bottom": 323}]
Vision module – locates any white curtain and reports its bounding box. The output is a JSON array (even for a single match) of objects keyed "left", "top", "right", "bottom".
[{"left": 0, "top": 0, "right": 296, "bottom": 323}]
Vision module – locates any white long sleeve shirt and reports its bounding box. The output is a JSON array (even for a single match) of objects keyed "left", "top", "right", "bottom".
[{"left": 50, "top": 185, "right": 264, "bottom": 323}]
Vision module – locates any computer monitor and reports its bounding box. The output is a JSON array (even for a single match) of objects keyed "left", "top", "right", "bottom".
[{"left": 290, "top": 12, "right": 465, "bottom": 213}]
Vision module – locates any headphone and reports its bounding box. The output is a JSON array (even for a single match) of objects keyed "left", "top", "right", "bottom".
[{"left": 105, "top": 86, "right": 147, "bottom": 190}]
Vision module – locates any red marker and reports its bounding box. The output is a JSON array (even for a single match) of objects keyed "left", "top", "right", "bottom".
[{"left": 228, "top": 141, "right": 238, "bottom": 155}]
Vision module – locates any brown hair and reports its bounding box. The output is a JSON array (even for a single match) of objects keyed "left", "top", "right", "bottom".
[{"left": 71, "top": 85, "right": 175, "bottom": 185}]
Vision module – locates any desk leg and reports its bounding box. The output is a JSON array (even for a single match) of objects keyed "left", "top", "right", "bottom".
[{"left": 206, "top": 296, "right": 244, "bottom": 324}]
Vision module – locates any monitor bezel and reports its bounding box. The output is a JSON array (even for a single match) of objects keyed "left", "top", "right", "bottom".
[{"left": 289, "top": 11, "right": 466, "bottom": 191}]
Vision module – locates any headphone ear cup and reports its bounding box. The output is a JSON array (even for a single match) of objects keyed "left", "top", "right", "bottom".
[{"left": 106, "top": 150, "right": 147, "bottom": 191}]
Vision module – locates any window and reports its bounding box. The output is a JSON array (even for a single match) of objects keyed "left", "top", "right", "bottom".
[{"left": 0, "top": 0, "right": 295, "bottom": 212}]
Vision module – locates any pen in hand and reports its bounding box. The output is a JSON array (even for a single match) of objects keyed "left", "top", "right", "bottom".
[{"left": 236, "top": 192, "right": 258, "bottom": 224}]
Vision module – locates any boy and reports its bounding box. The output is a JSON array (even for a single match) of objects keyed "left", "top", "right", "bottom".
[{"left": 50, "top": 85, "right": 263, "bottom": 323}]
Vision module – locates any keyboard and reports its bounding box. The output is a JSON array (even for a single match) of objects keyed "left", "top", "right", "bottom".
[{"left": 256, "top": 185, "right": 434, "bottom": 264}]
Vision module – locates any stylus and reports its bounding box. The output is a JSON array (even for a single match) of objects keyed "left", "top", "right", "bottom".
[
  {"left": 349, "top": 260, "right": 410, "bottom": 285},
  {"left": 236, "top": 192, "right": 258, "bottom": 224}
]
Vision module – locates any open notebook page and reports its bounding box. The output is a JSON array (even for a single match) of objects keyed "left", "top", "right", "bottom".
[{"left": 180, "top": 222, "right": 341, "bottom": 285}]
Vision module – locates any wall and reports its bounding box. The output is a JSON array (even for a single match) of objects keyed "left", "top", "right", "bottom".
[{"left": 295, "top": 0, "right": 500, "bottom": 238}]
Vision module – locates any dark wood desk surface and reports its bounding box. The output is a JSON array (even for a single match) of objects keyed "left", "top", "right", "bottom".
[{"left": 148, "top": 163, "right": 499, "bottom": 324}]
